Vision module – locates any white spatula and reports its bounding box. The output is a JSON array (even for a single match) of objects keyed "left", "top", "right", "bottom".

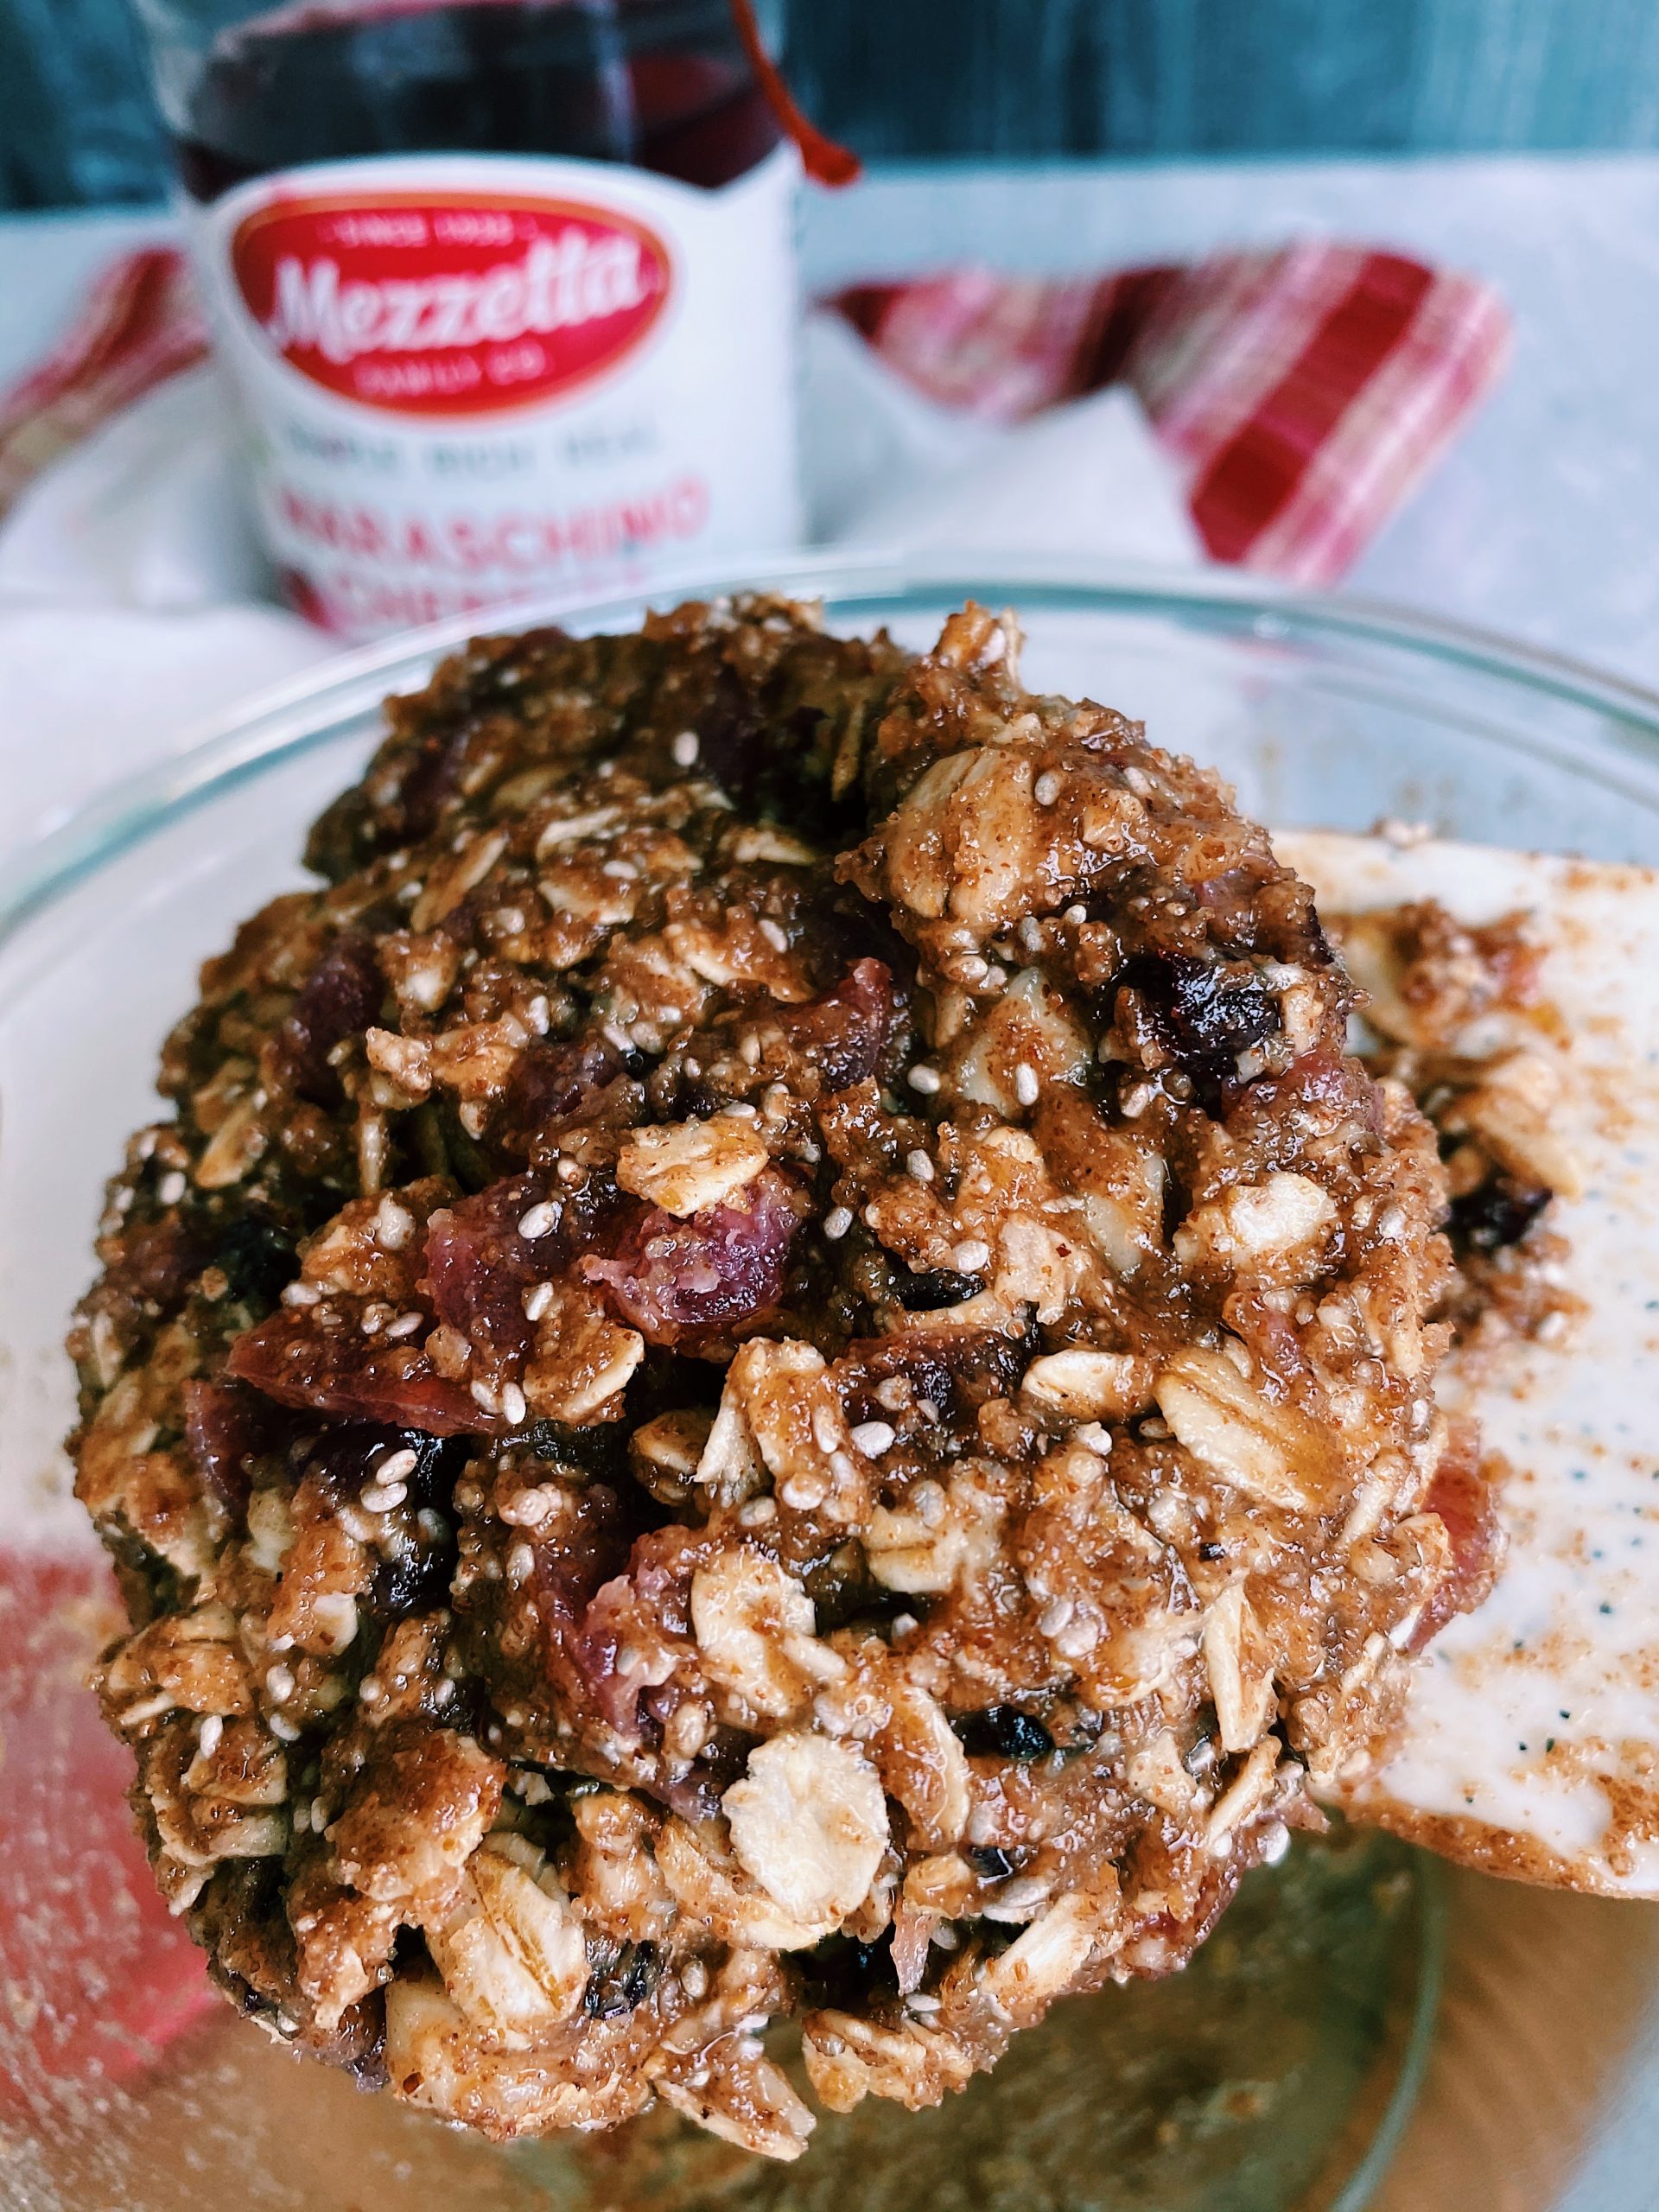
[{"left": 1281, "top": 830, "right": 1659, "bottom": 1897}]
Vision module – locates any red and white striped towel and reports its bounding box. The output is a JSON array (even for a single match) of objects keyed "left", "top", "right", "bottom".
[
  {"left": 837, "top": 245, "right": 1510, "bottom": 584},
  {"left": 0, "top": 238, "right": 1507, "bottom": 589},
  {"left": 0, "top": 247, "right": 208, "bottom": 518}
]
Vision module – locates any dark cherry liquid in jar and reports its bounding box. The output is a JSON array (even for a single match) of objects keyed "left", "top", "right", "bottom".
[
  {"left": 137, "top": 0, "right": 801, "bottom": 639},
  {"left": 175, "top": 2, "right": 781, "bottom": 198}
]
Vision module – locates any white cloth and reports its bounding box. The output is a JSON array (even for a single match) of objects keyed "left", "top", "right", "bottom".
[
  {"left": 800, "top": 312, "right": 1198, "bottom": 564},
  {"left": 0, "top": 315, "right": 1199, "bottom": 860}
]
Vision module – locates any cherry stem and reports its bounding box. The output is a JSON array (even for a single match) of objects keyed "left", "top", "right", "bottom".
[{"left": 727, "top": 0, "right": 861, "bottom": 187}]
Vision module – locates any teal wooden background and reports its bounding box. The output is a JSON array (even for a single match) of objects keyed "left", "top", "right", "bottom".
[
  {"left": 791, "top": 0, "right": 1659, "bottom": 160},
  {"left": 6, "top": 0, "right": 1659, "bottom": 207}
]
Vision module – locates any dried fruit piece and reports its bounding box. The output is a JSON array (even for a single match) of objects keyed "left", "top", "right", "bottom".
[{"left": 582, "top": 1169, "right": 805, "bottom": 1347}]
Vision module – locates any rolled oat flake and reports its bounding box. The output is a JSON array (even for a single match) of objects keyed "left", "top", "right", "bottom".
[{"left": 136, "top": 0, "right": 851, "bottom": 639}]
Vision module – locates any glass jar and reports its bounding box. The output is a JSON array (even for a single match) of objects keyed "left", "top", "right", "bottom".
[{"left": 133, "top": 0, "right": 803, "bottom": 639}]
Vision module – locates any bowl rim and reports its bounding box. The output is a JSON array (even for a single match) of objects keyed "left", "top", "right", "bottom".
[{"left": 10, "top": 548, "right": 1659, "bottom": 944}]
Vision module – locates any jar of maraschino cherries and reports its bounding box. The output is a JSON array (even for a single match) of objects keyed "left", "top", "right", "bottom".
[{"left": 133, "top": 0, "right": 852, "bottom": 639}]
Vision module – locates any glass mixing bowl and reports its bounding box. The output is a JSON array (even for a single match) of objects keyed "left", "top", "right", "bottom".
[{"left": 6, "top": 555, "right": 1659, "bottom": 2212}]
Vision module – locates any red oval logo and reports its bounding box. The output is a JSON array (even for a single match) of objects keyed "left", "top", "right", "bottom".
[{"left": 232, "top": 190, "right": 672, "bottom": 417}]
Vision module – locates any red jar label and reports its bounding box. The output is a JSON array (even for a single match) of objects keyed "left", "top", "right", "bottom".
[
  {"left": 230, "top": 190, "right": 673, "bottom": 416},
  {"left": 193, "top": 150, "right": 799, "bottom": 639}
]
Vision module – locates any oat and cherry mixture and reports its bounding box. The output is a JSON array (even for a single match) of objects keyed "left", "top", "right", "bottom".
[
  {"left": 1331, "top": 898, "right": 1583, "bottom": 1351},
  {"left": 72, "top": 597, "right": 1492, "bottom": 2158}
]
